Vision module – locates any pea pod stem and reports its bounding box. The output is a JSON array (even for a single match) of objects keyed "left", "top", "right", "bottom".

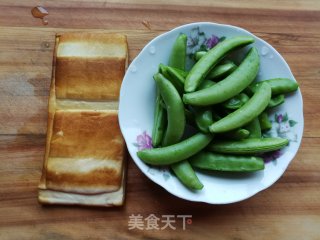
[{"left": 137, "top": 133, "right": 213, "bottom": 165}]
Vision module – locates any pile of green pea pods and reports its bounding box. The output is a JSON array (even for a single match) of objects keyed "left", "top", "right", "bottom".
[{"left": 137, "top": 34, "right": 299, "bottom": 190}]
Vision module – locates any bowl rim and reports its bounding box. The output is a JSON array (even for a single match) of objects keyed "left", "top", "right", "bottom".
[{"left": 119, "top": 22, "right": 304, "bottom": 204}]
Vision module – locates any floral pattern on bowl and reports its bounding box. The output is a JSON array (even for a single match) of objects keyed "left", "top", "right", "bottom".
[
  {"left": 261, "top": 112, "right": 298, "bottom": 164},
  {"left": 186, "top": 27, "right": 224, "bottom": 69},
  {"left": 133, "top": 131, "right": 153, "bottom": 151}
]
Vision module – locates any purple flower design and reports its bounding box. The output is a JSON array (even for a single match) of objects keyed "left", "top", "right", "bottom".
[
  {"left": 134, "top": 131, "right": 153, "bottom": 151},
  {"left": 260, "top": 150, "right": 282, "bottom": 163},
  {"left": 205, "top": 35, "right": 219, "bottom": 49},
  {"left": 276, "top": 114, "right": 283, "bottom": 123}
]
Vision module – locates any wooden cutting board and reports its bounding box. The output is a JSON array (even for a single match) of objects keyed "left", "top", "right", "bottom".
[{"left": 0, "top": 1, "right": 320, "bottom": 239}]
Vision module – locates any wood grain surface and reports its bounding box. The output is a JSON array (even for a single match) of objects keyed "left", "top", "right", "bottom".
[{"left": 0, "top": 1, "right": 319, "bottom": 239}]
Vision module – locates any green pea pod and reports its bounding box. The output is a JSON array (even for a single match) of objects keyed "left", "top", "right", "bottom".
[
  {"left": 209, "top": 82, "right": 271, "bottom": 133},
  {"left": 220, "top": 128, "right": 250, "bottom": 140},
  {"left": 194, "top": 51, "right": 207, "bottom": 61},
  {"left": 159, "top": 63, "right": 170, "bottom": 79},
  {"left": 184, "top": 36, "right": 255, "bottom": 92},
  {"left": 208, "top": 138, "right": 289, "bottom": 154},
  {"left": 183, "top": 47, "right": 260, "bottom": 106},
  {"left": 259, "top": 112, "right": 272, "bottom": 131},
  {"left": 222, "top": 93, "right": 250, "bottom": 110},
  {"left": 206, "top": 62, "right": 237, "bottom": 80},
  {"left": 154, "top": 73, "right": 186, "bottom": 146},
  {"left": 152, "top": 89, "right": 167, "bottom": 147},
  {"left": 245, "top": 118, "right": 261, "bottom": 138},
  {"left": 268, "top": 94, "right": 285, "bottom": 108},
  {"left": 169, "top": 34, "right": 187, "bottom": 71},
  {"left": 167, "top": 66, "right": 186, "bottom": 85},
  {"left": 171, "top": 160, "right": 203, "bottom": 190},
  {"left": 137, "top": 133, "right": 213, "bottom": 165},
  {"left": 165, "top": 66, "right": 186, "bottom": 95},
  {"left": 247, "top": 78, "right": 299, "bottom": 96},
  {"left": 189, "top": 152, "right": 264, "bottom": 172},
  {"left": 198, "top": 79, "right": 216, "bottom": 90},
  {"left": 158, "top": 65, "right": 184, "bottom": 95},
  {"left": 194, "top": 108, "right": 213, "bottom": 133},
  {"left": 170, "top": 67, "right": 188, "bottom": 78}
]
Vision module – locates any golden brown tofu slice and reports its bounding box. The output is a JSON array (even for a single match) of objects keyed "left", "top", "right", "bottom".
[
  {"left": 38, "top": 32, "right": 128, "bottom": 206},
  {"left": 55, "top": 33, "right": 128, "bottom": 100},
  {"left": 46, "top": 110, "right": 124, "bottom": 194}
]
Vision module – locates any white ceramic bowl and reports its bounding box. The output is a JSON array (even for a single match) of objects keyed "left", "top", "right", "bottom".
[{"left": 119, "top": 22, "right": 303, "bottom": 204}]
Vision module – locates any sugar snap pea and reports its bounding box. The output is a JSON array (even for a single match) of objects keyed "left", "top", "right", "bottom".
[
  {"left": 170, "top": 67, "right": 188, "bottom": 78},
  {"left": 166, "top": 66, "right": 185, "bottom": 95},
  {"left": 159, "top": 63, "right": 171, "bottom": 79},
  {"left": 208, "top": 138, "right": 289, "bottom": 154},
  {"left": 198, "top": 79, "right": 216, "bottom": 90},
  {"left": 268, "top": 94, "right": 285, "bottom": 108},
  {"left": 137, "top": 133, "right": 213, "bottom": 165},
  {"left": 194, "top": 51, "right": 207, "bottom": 61},
  {"left": 247, "top": 78, "right": 299, "bottom": 96},
  {"left": 259, "top": 112, "right": 272, "bottom": 131},
  {"left": 194, "top": 108, "right": 213, "bottom": 133},
  {"left": 162, "top": 61, "right": 203, "bottom": 189},
  {"left": 171, "top": 160, "right": 203, "bottom": 190},
  {"left": 159, "top": 62, "right": 202, "bottom": 189},
  {"left": 222, "top": 93, "right": 250, "bottom": 110},
  {"left": 154, "top": 73, "right": 185, "bottom": 146},
  {"left": 209, "top": 82, "right": 271, "bottom": 133},
  {"left": 152, "top": 89, "right": 167, "bottom": 147},
  {"left": 220, "top": 128, "right": 250, "bottom": 140},
  {"left": 159, "top": 64, "right": 185, "bottom": 94},
  {"left": 183, "top": 47, "right": 260, "bottom": 106},
  {"left": 189, "top": 152, "right": 264, "bottom": 172},
  {"left": 184, "top": 36, "right": 254, "bottom": 92},
  {"left": 169, "top": 34, "right": 187, "bottom": 71},
  {"left": 207, "top": 61, "right": 237, "bottom": 80},
  {"left": 195, "top": 54, "right": 237, "bottom": 80},
  {"left": 245, "top": 118, "right": 261, "bottom": 138},
  {"left": 167, "top": 66, "right": 186, "bottom": 84}
]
